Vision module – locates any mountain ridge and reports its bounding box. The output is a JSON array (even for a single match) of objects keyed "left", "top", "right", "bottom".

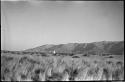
[{"left": 24, "top": 41, "right": 124, "bottom": 55}]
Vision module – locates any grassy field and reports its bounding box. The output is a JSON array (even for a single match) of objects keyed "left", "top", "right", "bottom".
[{"left": 1, "top": 52, "right": 124, "bottom": 81}]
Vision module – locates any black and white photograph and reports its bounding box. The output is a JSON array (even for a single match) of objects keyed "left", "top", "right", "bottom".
[{"left": 1, "top": 0, "right": 124, "bottom": 81}]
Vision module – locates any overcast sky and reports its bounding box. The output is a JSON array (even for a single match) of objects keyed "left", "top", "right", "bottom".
[{"left": 1, "top": 1, "right": 124, "bottom": 51}]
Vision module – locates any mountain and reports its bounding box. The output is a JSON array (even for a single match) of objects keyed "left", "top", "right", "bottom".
[{"left": 24, "top": 41, "right": 124, "bottom": 55}]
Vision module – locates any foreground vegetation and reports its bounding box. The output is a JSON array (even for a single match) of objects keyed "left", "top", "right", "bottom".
[{"left": 1, "top": 51, "right": 124, "bottom": 81}]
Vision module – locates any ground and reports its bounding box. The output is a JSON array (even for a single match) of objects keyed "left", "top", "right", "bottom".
[{"left": 1, "top": 52, "right": 124, "bottom": 81}]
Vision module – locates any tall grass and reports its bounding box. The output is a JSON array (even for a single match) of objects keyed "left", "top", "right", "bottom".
[{"left": 1, "top": 54, "right": 124, "bottom": 81}]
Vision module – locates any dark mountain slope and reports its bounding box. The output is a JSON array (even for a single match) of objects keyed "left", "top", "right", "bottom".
[{"left": 24, "top": 41, "right": 124, "bottom": 55}]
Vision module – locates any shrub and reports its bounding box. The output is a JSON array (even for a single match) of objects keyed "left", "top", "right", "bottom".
[
  {"left": 102, "top": 68, "right": 111, "bottom": 80},
  {"left": 72, "top": 56, "right": 80, "bottom": 58}
]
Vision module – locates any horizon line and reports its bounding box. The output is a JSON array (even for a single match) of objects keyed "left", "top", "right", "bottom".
[{"left": 1, "top": 40, "right": 124, "bottom": 51}]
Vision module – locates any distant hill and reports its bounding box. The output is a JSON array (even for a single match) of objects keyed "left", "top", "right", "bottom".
[{"left": 24, "top": 41, "right": 124, "bottom": 55}]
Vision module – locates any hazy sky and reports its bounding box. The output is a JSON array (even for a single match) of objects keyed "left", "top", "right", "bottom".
[{"left": 1, "top": 1, "right": 124, "bottom": 51}]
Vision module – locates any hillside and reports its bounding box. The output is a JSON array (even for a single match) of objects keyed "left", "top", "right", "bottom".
[
  {"left": 24, "top": 41, "right": 124, "bottom": 55},
  {"left": 1, "top": 41, "right": 124, "bottom": 81}
]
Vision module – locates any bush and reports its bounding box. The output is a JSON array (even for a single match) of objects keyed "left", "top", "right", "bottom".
[{"left": 72, "top": 56, "right": 80, "bottom": 58}]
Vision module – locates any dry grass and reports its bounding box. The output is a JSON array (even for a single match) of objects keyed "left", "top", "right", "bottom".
[{"left": 1, "top": 53, "right": 124, "bottom": 81}]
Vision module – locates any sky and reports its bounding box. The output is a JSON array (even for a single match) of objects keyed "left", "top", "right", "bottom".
[{"left": 1, "top": 1, "right": 124, "bottom": 51}]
